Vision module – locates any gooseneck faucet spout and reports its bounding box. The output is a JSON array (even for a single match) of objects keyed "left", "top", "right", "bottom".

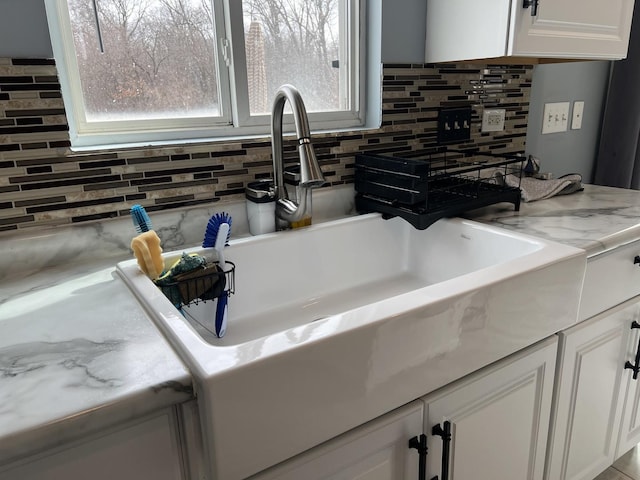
[{"left": 271, "top": 84, "right": 326, "bottom": 230}]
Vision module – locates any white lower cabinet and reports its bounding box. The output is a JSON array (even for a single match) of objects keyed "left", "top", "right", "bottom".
[
  {"left": 249, "top": 400, "right": 424, "bottom": 480},
  {"left": 0, "top": 405, "right": 195, "bottom": 480},
  {"left": 615, "top": 320, "right": 640, "bottom": 460},
  {"left": 613, "top": 302, "right": 640, "bottom": 458},
  {"left": 252, "top": 337, "right": 557, "bottom": 480},
  {"left": 546, "top": 298, "right": 640, "bottom": 480},
  {"left": 423, "top": 336, "right": 557, "bottom": 480}
]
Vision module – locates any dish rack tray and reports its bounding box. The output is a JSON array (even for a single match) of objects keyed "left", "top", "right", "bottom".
[
  {"left": 355, "top": 149, "right": 524, "bottom": 230},
  {"left": 156, "top": 261, "right": 235, "bottom": 308}
]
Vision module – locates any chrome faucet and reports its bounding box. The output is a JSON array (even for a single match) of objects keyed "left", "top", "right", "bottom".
[{"left": 271, "top": 85, "right": 326, "bottom": 230}]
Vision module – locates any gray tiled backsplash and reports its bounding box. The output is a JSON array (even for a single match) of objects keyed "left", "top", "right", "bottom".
[{"left": 0, "top": 58, "right": 532, "bottom": 233}]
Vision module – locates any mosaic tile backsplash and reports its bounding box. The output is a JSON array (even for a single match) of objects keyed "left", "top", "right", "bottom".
[{"left": 0, "top": 58, "right": 532, "bottom": 233}]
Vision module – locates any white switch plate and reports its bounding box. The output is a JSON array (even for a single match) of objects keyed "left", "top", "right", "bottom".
[
  {"left": 542, "top": 102, "right": 570, "bottom": 134},
  {"left": 482, "top": 109, "right": 506, "bottom": 132},
  {"left": 571, "top": 101, "right": 584, "bottom": 130}
]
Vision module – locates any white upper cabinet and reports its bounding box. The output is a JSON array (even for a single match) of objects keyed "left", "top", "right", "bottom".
[{"left": 425, "top": 0, "right": 635, "bottom": 63}]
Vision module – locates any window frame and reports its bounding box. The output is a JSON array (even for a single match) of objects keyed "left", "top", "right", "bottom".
[{"left": 44, "top": 0, "right": 366, "bottom": 150}]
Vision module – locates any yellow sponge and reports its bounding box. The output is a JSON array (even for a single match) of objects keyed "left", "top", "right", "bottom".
[{"left": 131, "top": 230, "right": 164, "bottom": 279}]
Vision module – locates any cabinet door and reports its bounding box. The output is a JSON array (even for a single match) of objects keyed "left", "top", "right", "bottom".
[
  {"left": 0, "top": 408, "right": 185, "bottom": 480},
  {"left": 511, "top": 0, "right": 635, "bottom": 59},
  {"left": 617, "top": 302, "right": 640, "bottom": 457},
  {"left": 250, "top": 401, "right": 423, "bottom": 480},
  {"left": 546, "top": 303, "right": 632, "bottom": 480},
  {"left": 423, "top": 337, "right": 557, "bottom": 480}
]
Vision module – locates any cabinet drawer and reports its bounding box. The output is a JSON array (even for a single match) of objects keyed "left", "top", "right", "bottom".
[{"left": 580, "top": 240, "right": 640, "bottom": 321}]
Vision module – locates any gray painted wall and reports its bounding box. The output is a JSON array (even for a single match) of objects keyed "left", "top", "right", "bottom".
[
  {"left": 2, "top": 0, "right": 429, "bottom": 63},
  {"left": 381, "top": 0, "right": 426, "bottom": 63},
  {"left": 525, "top": 61, "right": 611, "bottom": 181},
  {"left": 0, "top": 0, "right": 611, "bottom": 182},
  {"left": 0, "top": 0, "right": 52, "bottom": 58}
]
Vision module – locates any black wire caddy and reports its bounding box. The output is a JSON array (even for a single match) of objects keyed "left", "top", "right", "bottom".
[
  {"left": 354, "top": 148, "right": 524, "bottom": 230},
  {"left": 155, "top": 260, "right": 236, "bottom": 309}
]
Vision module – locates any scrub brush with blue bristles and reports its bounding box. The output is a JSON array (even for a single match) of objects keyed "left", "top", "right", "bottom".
[
  {"left": 130, "top": 204, "right": 153, "bottom": 233},
  {"left": 203, "top": 212, "right": 232, "bottom": 250},
  {"left": 202, "top": 212, "right": 232, "bottom": 338}
]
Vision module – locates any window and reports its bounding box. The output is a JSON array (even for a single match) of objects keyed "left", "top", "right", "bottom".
[{"left": 45, "top": 0, "right": 364, "bottom": 149}]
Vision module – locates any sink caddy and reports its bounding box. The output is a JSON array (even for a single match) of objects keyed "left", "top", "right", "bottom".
[
  {"left": 355, "top": 148, "right": 524, "bottom": 229},
  {"left": 154, "top": 256, "right": 236, "bottom": 337},
  {"left": 155, "top": 260, "right": 235, "bottom": 308}
]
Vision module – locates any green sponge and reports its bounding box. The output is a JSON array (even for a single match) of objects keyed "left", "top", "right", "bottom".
[{"left": 155, "top": 252, "right": 209, "bottom": 306}]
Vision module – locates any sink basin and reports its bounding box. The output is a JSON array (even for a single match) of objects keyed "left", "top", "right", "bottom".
[
  {"left": 153, "top": 214, "right": 546, "bottom": 346},
  {"left": 117, "top": 213, "right": 586, "bottom": 480}
]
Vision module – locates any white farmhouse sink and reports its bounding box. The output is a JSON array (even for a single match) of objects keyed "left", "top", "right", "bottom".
[{"left": 117, "top": 213, "right": 586, "bottom": 480}]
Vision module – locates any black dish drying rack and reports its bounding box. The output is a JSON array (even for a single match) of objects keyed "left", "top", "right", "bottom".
[{"left": 355, "top": 149, "right": 524, "bottom": 230}]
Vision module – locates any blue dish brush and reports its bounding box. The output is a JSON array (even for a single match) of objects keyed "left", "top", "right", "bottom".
[
  {"left": 130, "top": 204, "right": 153, "bottom": 233},
  {"left": 203, "top": 212, "right": 232, "bottom": 249},
  {"left": 203, "top": 212, "right": 232, "bottom": 338}
]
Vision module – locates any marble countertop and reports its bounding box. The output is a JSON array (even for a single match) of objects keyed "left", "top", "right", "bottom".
[
  {"left": 0, "top": 185, "right": 357, "bottom": 466},
  {"left": 465, "top": 184, "right": 640, "bottom": 257},
  {"left": 1, "top": 183, "right": 639, "bottom": 467},
  {"left": 0, "top": 255, "right": 194, "bottom": 465}
]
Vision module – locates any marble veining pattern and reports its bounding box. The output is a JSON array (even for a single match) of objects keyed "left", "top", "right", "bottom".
[
  {"left": 0, "top": 262, "right": 192, "bottom": 465},
  {"left": 466, "top": 184, "right": 640, "bottom": 256},
  {"left": 1, "top": 339, "right": 123, "bottom": 386}
]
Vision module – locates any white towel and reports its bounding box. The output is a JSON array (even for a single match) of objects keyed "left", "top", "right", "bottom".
[{"left": 503, "top": 173, "right": 583, "bottom": 202}]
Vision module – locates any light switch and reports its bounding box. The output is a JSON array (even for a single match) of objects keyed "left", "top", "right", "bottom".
[
  {"left": 542, "top": 102, "right": 570, "bottom": 134},
  {"left": 571, "top": 101, "right": 584, "bottom": 130}
]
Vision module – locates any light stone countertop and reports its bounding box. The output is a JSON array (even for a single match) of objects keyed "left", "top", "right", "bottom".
[
  {"left": 1, "top": 183, "right": 639, "bottom": 467},
  {"left": 0, "top": 185, "right": 357, "bottom": 467},
  {"left": 465, "top": 184, "right": 640, "bottom": 257},
  {"left": 0, "top": 255, "right": 194, "bottom": 466},
  {"left": 0, "top": 198, "right": 230, "bottom": 465}
]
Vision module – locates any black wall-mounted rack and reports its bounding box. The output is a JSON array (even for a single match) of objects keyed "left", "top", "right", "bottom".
[{"left": 355, "top": 149, "right": 523, "bottom": 230}]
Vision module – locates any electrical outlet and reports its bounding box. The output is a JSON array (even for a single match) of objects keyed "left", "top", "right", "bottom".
[
  {"left": 437, "top": 107, "right": 472, "bottom": 144},
  {"left": 571, "top": 101, "right": 584, "bottom": 130},
  {"left": 482, "top": 109, "right": 505, "bottom": 132},
  {"left": 541, "top": 102, "right": 570, "bottom": 134}
]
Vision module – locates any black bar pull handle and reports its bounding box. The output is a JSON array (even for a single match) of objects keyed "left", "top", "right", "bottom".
[
  {"left": 409, "top": 434, "right": 428, "bottom": 480},
  {"left": 522, "top": 0, "right": 539, "bottom": 16},
  {"left": 430, "top": 421, "right": 452, "bottom": 480},
  {"left": 624, "top": 321, "right": 640, "bottom": 380},
  {"left": 634, "top": 255, "right": 640, "bottom": 265}
]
